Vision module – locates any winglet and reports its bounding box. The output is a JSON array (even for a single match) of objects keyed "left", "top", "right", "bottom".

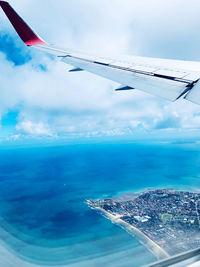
[{"left": 0, "top": 1, "right": 46, "bottom": 46}]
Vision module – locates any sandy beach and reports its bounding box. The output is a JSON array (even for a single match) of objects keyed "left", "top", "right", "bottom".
[{"left": 95, "top": 207, "right": 169, "bottom": 260}]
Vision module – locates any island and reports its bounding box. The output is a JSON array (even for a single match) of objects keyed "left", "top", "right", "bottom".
[{"left": 86, "top": 189, "right": 200, "bottom": 259}]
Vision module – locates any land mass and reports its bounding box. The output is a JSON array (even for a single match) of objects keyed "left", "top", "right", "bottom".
[{"left": 86, "top": 189, "right": 200, "bottom": 257}]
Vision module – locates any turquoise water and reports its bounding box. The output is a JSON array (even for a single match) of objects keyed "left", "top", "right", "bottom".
[{"left": 0, "top": 142, "right": 200, "bottom": 266}]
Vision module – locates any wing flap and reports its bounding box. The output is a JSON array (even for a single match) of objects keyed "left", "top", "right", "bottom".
[
  {"left": 183, "top": 72, "right": 200, "bottom": 82},
  {"left": 153, "top": 69, "right": 188, "bottom": 79}
]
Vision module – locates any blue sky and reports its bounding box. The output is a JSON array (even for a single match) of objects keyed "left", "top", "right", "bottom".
[{"left": 1, "top": 0, "right": 200, "bottom": 143}]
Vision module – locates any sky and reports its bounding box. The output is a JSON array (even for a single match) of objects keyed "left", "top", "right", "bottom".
[{"left": 1, "top": 0, "right": 200, "bottom": 143}]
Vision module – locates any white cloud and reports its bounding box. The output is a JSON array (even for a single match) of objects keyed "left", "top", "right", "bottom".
[
  {"left": 16, "top": 121, "right": 52, "bottom": 136},
  {"left": 6, "top": 134, "right": 21, "bottom": 141}
]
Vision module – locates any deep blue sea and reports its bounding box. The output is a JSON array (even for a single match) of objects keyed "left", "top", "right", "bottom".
[{"left": 0, "top": 142, "right": 200, "bottom": 266}]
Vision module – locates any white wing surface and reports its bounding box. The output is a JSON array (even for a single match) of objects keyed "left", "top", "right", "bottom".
[{"left": 1, "top": 1, "right": 200, "bottom": 104}]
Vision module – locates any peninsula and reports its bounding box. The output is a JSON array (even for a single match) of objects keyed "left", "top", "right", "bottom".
[{"left": 86, "top": 189, "right": 200, "bottom": 258}]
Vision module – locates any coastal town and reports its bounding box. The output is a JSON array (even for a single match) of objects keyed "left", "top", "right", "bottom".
[{"left": 87, "top": 189, "right": 200, "bottom": 256}]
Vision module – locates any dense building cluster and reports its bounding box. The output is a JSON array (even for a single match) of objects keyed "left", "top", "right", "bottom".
[{"left": 87, "top": 189, "right": 200, "bottom": 255}]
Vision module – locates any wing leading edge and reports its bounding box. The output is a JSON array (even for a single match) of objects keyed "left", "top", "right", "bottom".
[{"left": 1, "top": 1, "right": 200, "bottom": 104}]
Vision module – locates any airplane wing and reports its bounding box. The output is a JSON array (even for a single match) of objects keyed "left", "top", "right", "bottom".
[
  {"left": 145, "top": 247, "right": 200, "bottom": 267},
  {"left": 1, "top": 1, "right": 200, "bottom": 105}
]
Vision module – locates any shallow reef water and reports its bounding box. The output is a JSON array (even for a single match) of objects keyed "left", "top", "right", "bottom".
[{"left": 0, "top": 142, "right": 199, "bottom": 266}]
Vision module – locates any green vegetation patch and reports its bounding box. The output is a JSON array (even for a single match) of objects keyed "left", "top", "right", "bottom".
[{"left": 162, "top": 213, "right": 172, "bottom": 223}]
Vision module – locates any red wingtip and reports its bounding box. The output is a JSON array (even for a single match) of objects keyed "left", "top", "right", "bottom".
[{"left": 0, "top": 1, "right": 46, "bottom": 46}]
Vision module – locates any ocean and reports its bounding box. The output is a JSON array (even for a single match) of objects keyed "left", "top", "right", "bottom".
[{"left": 0, "top": 141, "right": 199, "bottom": 266}]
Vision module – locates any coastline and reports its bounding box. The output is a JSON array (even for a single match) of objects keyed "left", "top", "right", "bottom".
[
  {"left": 95, "top": 207, "right": 169, "bottom": 260},
  {"left": 114, "top": 187, "right": 200, "bottom": 200}
]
